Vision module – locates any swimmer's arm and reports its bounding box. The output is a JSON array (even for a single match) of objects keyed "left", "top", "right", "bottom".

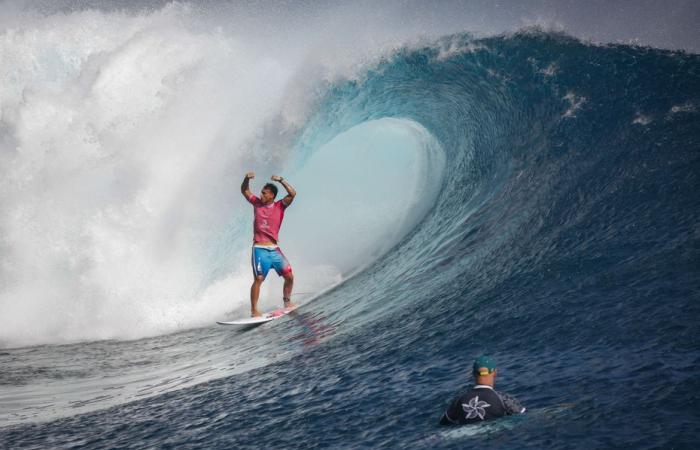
[
  {"left": 439, "top": 397, "right": 461, "bottom": 425},
  {"left": 241, "top": 172, "right": 255, "bottom": 200},
  {"left": 439, "top": 411, "right": 458, "bottom": 425},
  {"left": 272, "top": 176, "right": 296, "bottom": 207},
  {"left": 500, "top": 392, "right": 526, "bottom": 414}
]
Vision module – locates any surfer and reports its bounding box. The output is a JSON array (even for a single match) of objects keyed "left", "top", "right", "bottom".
[
  {"left": 439, "top": 355, "right": 526, "bottom": 425},
  {"left": 241, "top": 172, "right": 296, "bottom": 317}
]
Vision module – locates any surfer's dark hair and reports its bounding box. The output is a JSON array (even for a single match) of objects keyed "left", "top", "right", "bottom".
[{"left": 263, "top": 183, "right": 278, "bottom": 197}]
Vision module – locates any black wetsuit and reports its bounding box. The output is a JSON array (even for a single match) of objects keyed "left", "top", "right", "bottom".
[{"left": 440, "top": 385, "right": 525, "bottom": 425}]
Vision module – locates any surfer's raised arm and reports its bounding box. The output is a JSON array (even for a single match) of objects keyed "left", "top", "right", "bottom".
[
  {"left": 272, "top": 175, "right": 296, "bottom": 207},
  {"left": 241, "top": 172, "right": 255, "bottom": 199}
]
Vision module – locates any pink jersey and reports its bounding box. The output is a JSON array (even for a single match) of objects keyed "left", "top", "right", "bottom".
[{"left": 247, "top": 195, "right": 288, "bottom": 244}]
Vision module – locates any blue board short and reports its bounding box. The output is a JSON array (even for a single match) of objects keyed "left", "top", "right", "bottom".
[{"left": 252, "top": 246, "right": 292, "bottom": 278}]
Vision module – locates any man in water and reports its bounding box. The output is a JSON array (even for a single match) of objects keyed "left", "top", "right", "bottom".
[
  {"left": 241, "top": 172, "right": 296, "bottom": 317},
  {"left": 439, "top": 355, "right": 526, "bottom": 425}
]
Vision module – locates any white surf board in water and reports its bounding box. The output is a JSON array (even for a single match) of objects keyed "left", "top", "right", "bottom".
[{"left": 217, "top": 304, "right": 300, "bottom": 326}]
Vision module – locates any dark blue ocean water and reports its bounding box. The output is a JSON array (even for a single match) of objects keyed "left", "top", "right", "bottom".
[{"left": 2, "top": 31, "right": 699, "bottom": 449}]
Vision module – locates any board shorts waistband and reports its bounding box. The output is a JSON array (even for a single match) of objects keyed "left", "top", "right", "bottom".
[{"left": 253, "top": 243, "right": 278, "bottom": 250}]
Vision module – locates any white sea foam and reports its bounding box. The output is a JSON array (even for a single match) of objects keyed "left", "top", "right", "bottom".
[{"left": 0, "top": 5, "right": 301, "bottom": 347}]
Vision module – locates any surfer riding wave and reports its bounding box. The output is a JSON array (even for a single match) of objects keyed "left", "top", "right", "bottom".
[{"left": 241, "top": 172, "right": 297, "bottom": 317}]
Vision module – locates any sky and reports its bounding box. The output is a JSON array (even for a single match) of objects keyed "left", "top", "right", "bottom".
[{"left": 9, "top": 0, "right": 699, "bottom": 53}]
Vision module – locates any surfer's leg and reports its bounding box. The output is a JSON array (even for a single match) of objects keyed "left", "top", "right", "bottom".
[
  {"left": 282, "top": 272, "right": 294, "bottom": 306},
  {"left": 251, "top": 247, "right": 271, "bottom": 316},
  {"left": 273, "top": 247, "right": 294, "bottom": 306},
  {"left": 250, "top": 275, "right": 265, "bottom": 316}
]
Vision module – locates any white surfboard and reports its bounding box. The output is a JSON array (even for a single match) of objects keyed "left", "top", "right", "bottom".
[{"left": 217, "top": 303, "right": 300, "bottom": 326}]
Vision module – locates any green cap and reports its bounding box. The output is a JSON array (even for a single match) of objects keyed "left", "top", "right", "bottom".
[{"left": 473, "top": 355, "right": 497, "bottom": 376}]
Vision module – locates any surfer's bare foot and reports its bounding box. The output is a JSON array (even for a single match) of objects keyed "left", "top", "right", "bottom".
[
  {"left": 251, "top": 310, "right": 263, "bottom": 317},
  {"left": 283, "top": 298, "right": 296, "bottom": 308}
]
